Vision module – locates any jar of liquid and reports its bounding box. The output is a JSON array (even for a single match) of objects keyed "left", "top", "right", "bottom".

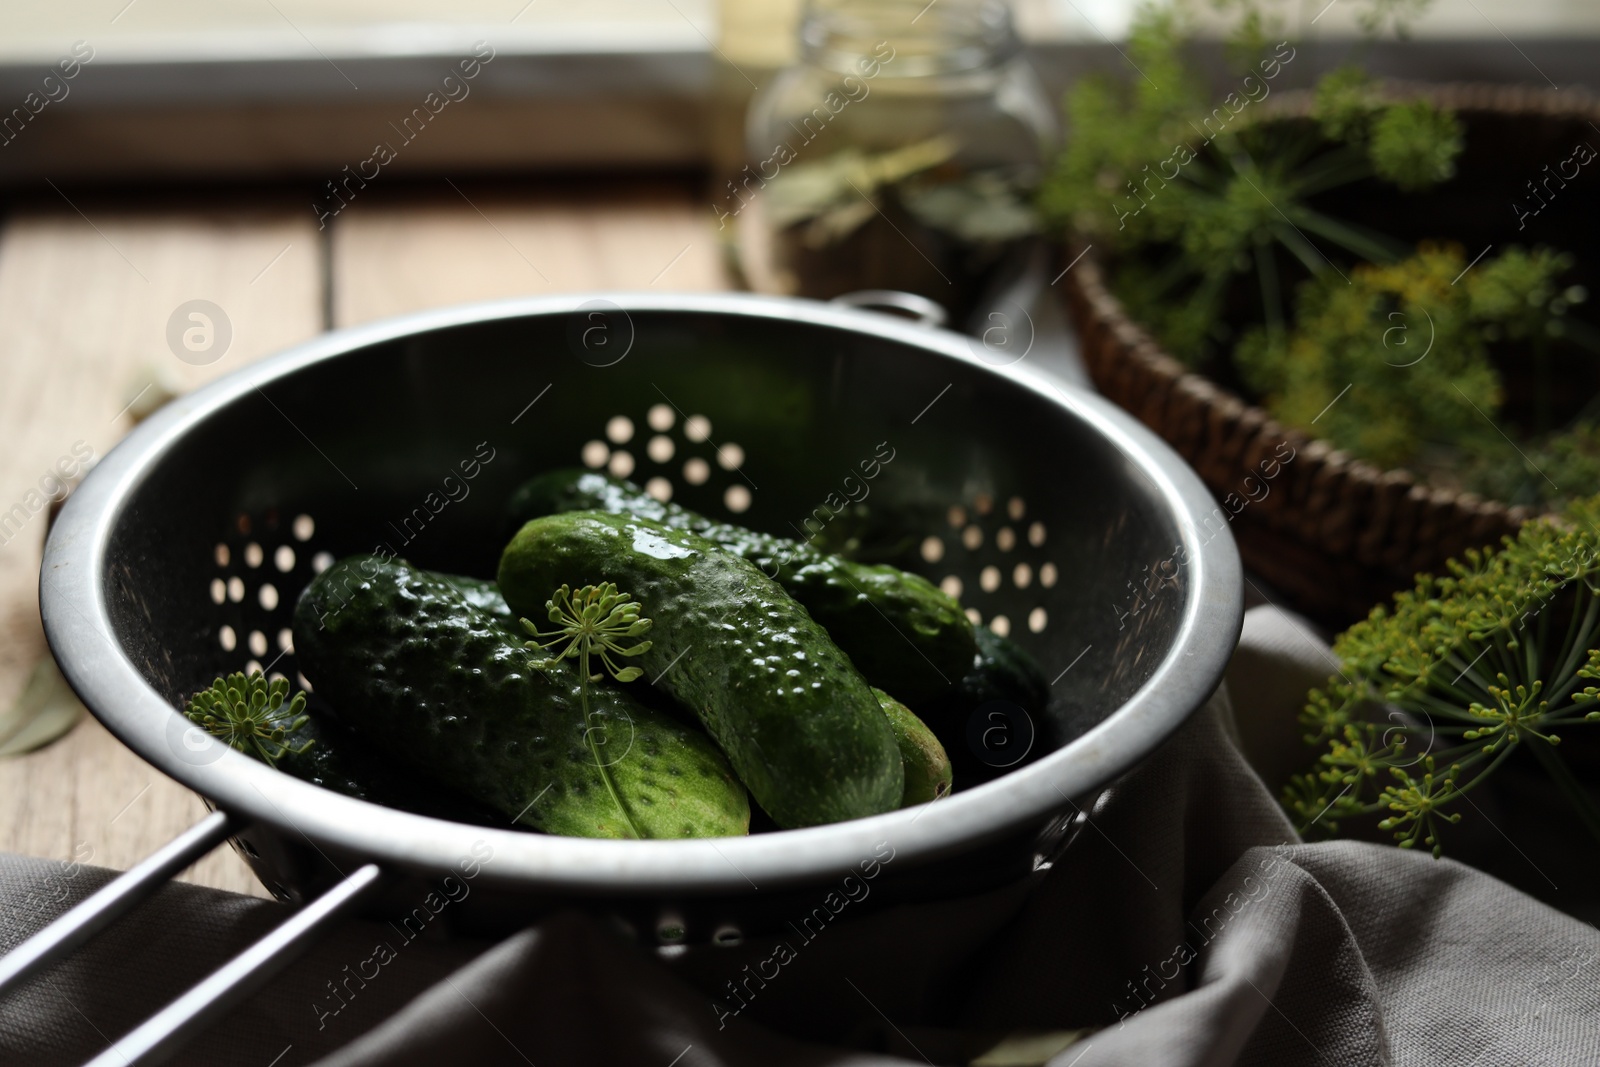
[{"left": 732, "top": 0, "right": 1057, "bottom": 322}]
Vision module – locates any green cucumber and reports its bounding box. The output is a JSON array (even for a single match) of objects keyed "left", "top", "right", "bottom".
[
  {"left": 438, "top": 573, "right": 512, "bottom": 619},
  {"left": 292, "top": 555, "right": 749, "bottom": 839},
  {"left": 874, "top": 689, "right": 952, "bottom": 805},
  {"left": 277, "top": 714, "right": 506, "bottom": 824},
  {"left": 506, "top": 470, "right": 975, "bottom": 704},
  {"left": 921, "top": 627, "right": 1053, "bottom": 784},
  {"left": 498, "top": 511, "right": 904, "bottom": 828},
  {"left": 960, "top": 627, "right": 1051, "bottom": 712}
]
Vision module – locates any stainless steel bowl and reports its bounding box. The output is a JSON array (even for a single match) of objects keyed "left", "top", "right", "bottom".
[{"left": 39, "top": 292, "right": 1241, "bottom": 941}]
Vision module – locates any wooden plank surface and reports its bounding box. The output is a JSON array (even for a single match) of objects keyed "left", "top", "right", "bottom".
[
  {"left": 332, "top": 179, "right": 728, "bottom": 326},
  {"left": 0, "top": 178, "right": 727, "bottom": 896},
  {"left": 0, "top": 201, "right": 324, "bottom": 897}
]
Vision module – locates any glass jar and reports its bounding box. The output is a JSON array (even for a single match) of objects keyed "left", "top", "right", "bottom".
[{"left": 733, "top": 0, "right": 1057, "bottom": 322}]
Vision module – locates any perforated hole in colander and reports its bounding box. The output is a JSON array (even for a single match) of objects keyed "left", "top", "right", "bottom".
[
  {"left": 206, "top": 509, "right": 322, "bottom": 688},
  {"left": 922, "top": 494, "right": 1057, "bottom": 639},
  {"left": 579, "top": 403, "right": 755, "bottom": 520}
]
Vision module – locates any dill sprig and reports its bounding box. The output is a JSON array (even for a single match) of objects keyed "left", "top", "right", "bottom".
[
  {"left": 1037, "top": 6, "right": 1462, "bottom": 369},
  {"left": 1233, "top": 243, "right": 1583, "bottom": 478},
  {"left": 522, "top": 583, "right": 653, "bottom": 839},
  {"left": 185, "top": 671, "right": 312, "bottom": 767},
  {"left": 1285, "top": 497, "right": 1600, "bottom": 856}
]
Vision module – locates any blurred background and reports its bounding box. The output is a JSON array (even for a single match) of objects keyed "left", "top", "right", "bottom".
[
  {"left": 2, "top": 0, "right": 1597, "bottom": 182},
  {"left": 4, "top": 0, "right": 1600, "bottom": 904}
]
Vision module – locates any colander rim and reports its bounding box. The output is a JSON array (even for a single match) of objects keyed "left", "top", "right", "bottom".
[{"left": 41, "top": 291, "right": 1242, "bottom": 895}]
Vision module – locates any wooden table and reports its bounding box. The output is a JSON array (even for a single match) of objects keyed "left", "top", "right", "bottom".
[{"left": 0, "top": 177, "right": 728, "bottom": 897}]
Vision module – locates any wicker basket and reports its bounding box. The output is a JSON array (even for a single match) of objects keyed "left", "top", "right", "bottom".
[{"left": 1059, "top": 84, "right": 1600, "bottom": 623}]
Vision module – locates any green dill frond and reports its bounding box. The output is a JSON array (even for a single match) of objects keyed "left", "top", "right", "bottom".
[
  {"left": 185, "top": 671, "right": 311, "bottom": 767},
  {"left": 1038, "top": 4, "right": 1459, "bottom": 372},
  {"left": 523, "top": 583, "right": 653, "bottom": 683},
  {"left": 1376, "top": 758, "right": 1462, "bottom": 858},
  {"left": 1313, "top": 66, "right": 1380, "bottom": 144},
  {"left": 1237, "top": 243, "right": 1582, "bottom": 478},
  {"left": 1467, "top": 247, "right": 1576, "bottom": 335},
  {"left": 1368, "top": 100, "right": 1463, "bottom": 191},
  {"left": 1037, "top": 5, "right": 1203, "bottom": 248},
  {"left": 1285, "top": 498, "right": 1600, "bottom": 855},
  {"left": 522, "top": 583, "right": 653, "bottom": 838}
]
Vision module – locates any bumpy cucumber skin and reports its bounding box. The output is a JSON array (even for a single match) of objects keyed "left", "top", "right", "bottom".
[
  {"left": 873, "top": 689, "right": 952, "bottom": 806},
  {"left": 276, "top": 716, "right": 389, "bottom": 802},
  {"left": 498, "top": 511, "right": 904, "bottom": 828},
  {"left": 292, "top": 556, "right": 749, "bottom": 840},
  {"left": 277, "top": 714, "right": 505, "bottom": 824},
  {"left": 506, "top": 470, "right": 975, "bottom": 704},
  {"left": 438, "top": 573, "right": 512, "bottom": 618}
]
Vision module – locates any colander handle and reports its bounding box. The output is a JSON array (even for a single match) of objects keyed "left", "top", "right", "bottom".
[
  {"left": 0, "top": 810, "right": 388, "bottom": 1067},
  {"left": 830, "top": 289, "right": 948, "bottom": 329},
  {"left": 0, "top": 809, "right": 236, "bottom": 997},
  {"left": 84, "top": 863, "right": 386, "bottom": 1067}
]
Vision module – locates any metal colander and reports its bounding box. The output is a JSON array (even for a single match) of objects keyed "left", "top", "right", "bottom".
[{"left": 23, "top": 292, "right": 1240, "bottom": 1065}]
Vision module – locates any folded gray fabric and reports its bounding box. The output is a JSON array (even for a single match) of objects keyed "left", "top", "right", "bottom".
[
  {"left": 3, "top": 606, "right": 1597, "bottom": 1067},
  {"left": 1224, "top": 604, "right": 1341, "bottom": 791}
]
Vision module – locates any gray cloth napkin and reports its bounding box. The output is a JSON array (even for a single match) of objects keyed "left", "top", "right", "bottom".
[{"left": 3, "top": 606, "right": 1598, "bottom": 1067}]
